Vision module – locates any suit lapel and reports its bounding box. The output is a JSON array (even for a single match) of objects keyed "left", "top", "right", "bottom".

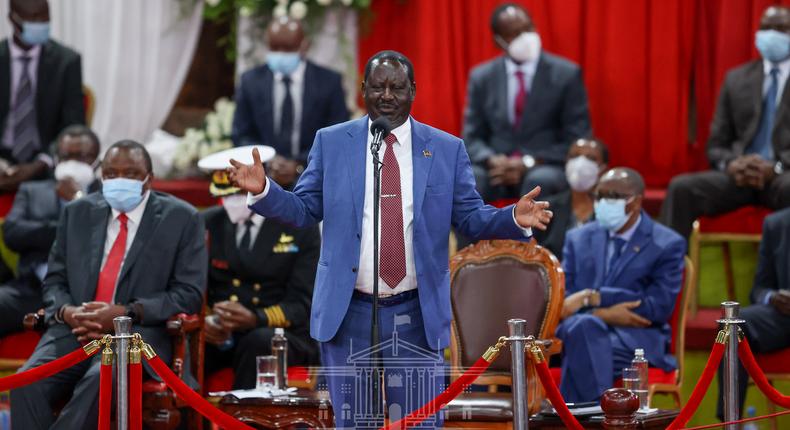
[
  {"left": 300, "top": 62, "right": 316, "bottom": 151},
  {"left": 248, "top": 219, "right": 278, "bottom": 266},
  {"left": 746, "top": 62, "right": 765, "bottom": 142},
  {"left": 346, "top": 117, "right": 368, "bottom": 234},
  {"left": 495, "top": 58, "right": 510, "bottom": 130},
  {"left": 223, "top": 215, "right": 244, "bottom": 274},
  {"left": 590, "top": 227, "right": 607, "bottom": 287},
  {"left": 36, "top": 42, "right": 55, "bottom": 133},
  {"left": 608, "top": 214, "right": 653, "bottom": 283},
  {"left": 520, "top": 55, "right": 549, "bottom": 133},
  {"left": 411, "top": 118, "right": 434, "bottom": 221},
  {"left": 0, "top": 41, "right": 10, "bottom": 128},
  {"left": 117, "top": 193, "right": 163, "bottom": 286},
  {"left": 87, "top": 199, "right": 110, "bottom": 297},
  {"left": 260, "top": 67, "right": 275, "bottom": 147}
]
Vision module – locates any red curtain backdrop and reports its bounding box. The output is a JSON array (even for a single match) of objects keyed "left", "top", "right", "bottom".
[{"left": 358, "top": 0, "right": 790, "bottom": 187}]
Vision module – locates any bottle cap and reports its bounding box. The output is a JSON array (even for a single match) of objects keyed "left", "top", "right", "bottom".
[
  {"left": 275, "top": 328, "right": 285, "bottom": 336},
  {"left": 635, "top": 348, "right": 644, "bottom": 356}
]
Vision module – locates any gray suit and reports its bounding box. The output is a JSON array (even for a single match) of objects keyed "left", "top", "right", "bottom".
[
  {"left": 463, "top": 53, "right": 591, "bottom": 199},
  {"left": 661, "top": 60, "right": 790, "bottom": 238},
  {"left": 11, "top": 191, "right": 207, "bottom": 430}
]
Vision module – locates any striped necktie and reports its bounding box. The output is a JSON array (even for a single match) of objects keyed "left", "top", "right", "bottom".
[{"left": 11, "top": 55, "right": 40, "bottom": 163}]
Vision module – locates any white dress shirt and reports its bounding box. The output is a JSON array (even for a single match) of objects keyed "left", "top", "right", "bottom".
[
  {"left": 235, "top": 214, "right": 265, "bottom": 249},
  {"left": 763, "top": 57, "right": 790, "bottom": 107},
  {"left": 3, "top": 40, "right": 41, "bottom": 150},
  {"left": 505, "top": 56, "right": 539, "bottom": 125},
  {"left": 102, "top": 191, "right": 151, "bottom": 301},
  {"left": 272, "top": 60, "right": 306, "bottom": 157}
]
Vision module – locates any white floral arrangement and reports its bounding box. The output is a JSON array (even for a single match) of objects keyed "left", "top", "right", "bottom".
[{"left": 172, "top": 98, "right": 236, "bottom": 175}]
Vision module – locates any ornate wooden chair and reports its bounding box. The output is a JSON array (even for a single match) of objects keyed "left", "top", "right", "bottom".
[{"left": 446, "top": 239, "right": 564, "bottom": 422}]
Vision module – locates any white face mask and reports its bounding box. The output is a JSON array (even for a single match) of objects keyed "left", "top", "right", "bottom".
[
  {"left": 565, "top": 156, "right": 601, "bottom": 192},
  {"left": 222, "top": 194, "right": 252, "bottom": 224},
  {"left": 54, "top": 160, "right": 95, "bottom": 191},
  {"left": 507, "top": 31, "right": 541, "bottom": 63}
]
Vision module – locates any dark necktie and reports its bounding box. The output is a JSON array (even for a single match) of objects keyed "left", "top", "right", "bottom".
[
  {"left": 380, "top": 133, "right": 406, "bottom": 289},
  {"left": 278, "top": 75, "right": 295, "bottom": 157},
  {"left": 607, "top": 237, "right": 627, "bottom": 277},
  {"left": 513, "top": 70, "right": 528, "bottom": 129},
  {"left": 239, "top": 219, "right": 254, "bottom": 252},
  {"left": 749, "top": 67, "right": 779, "bottom": 160},
  {"left": 12, "top": 56, "right": 40, "bottom": 162},
  {"left": 95, "top": 214, "right": 128, "bottom": 303}
]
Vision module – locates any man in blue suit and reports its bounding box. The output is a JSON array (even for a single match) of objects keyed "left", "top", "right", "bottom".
[
  {"left": 229, "top": 50, "right": 553, "bottom": 427},
  {"left": 231, "top": 16, "right": 348, "bottom": 188},
  {"left": 558, "top": 168, "right": 685, "bottom": 403}
]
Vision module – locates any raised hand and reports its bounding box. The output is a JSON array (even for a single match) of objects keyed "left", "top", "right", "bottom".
[
  {"left": 228, "top": 148, "right": 267, "bottom": 195},
  {"left": 514, "top": 186, "right": 553, "bottom": 230}
]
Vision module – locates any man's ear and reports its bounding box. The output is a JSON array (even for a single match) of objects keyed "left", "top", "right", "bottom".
[{"left": 409, "top": 82, "right": 416, "bottom": 101}]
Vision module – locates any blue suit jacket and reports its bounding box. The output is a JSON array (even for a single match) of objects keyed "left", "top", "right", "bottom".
[
  {"left": 250, "top": 116, "right": 528, "bottom": 348},
  {"left": 562, "top": 213, "right": 686, "bottom": 371},
  {"left": 232, "top": 61, "right": 349, "bottom": 163},
  {"left": 751, "top": 207, "right": 790, "bottom": 305}
]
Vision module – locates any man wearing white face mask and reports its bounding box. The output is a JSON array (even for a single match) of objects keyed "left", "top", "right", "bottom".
[
  {"left": 661, "top": 6, "right": 790, "bottom": 239},
  {"left": 557, "top": 168, "right": 685, "bottom": 403},
  {"left": 533, "top": 138, "right": 608, "bottom": 259},
  {"left": 232, "top": 16, "right": 348, "bottom": 189},
  {"left": 199, "top": 147, "right": 320, "bottom": 389},
  {"left": 463, "top": 2, "right": 591, "bottom": 201},
  {"left": 0, "top": 0, "right": 85, "bottom": 192}
]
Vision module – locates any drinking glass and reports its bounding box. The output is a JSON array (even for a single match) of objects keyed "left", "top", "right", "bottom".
[
  {"left": 256, "top": 355, "right": 277, "bottom": 390},
  {"left": 622, "top": 367, "right": 640, "bottom": 392}
]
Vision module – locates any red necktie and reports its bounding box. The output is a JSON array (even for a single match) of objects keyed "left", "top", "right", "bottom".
[
  {"left": 513, "top": 70, "right": 528, "bottom": 129},
  {"left": 95, "top": 213, "right": 128, "bottom": 303},
  {"left": 380, "top": 133, "right": 406, "bottom": 289}
]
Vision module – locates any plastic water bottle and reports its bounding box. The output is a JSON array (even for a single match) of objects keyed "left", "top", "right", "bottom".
[
  {"left": 271, "top": 328, "right": 288, "bottom": 389},
  {"left": 631, "top": 348, "right": 649, "bottom": 410},
  {"left": 743, "top": 406, "right": 758, "bottom": 430}
]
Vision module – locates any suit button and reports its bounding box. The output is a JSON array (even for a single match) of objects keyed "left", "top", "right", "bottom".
[
  {"left": 229, "top": 294, "right": 239, "bottom": 302},
  {"left": 356, "top": 233, "right": 361, "bottom": 239},
  {"left": 254, "top": 283, "right": 261, "bottom": 291},
  {"left": 352, "top": 267, "right": 357, "bottom": 273},
  {"left": 232, "top": 279, "right": 241, "bottom": 287},
  {"left": 252, "top": 297, "right": 260, "bottom": 305}
]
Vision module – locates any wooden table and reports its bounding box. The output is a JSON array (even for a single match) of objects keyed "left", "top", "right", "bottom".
[
  {"left": 530, "top": 409, "right": 679, "bottom": 429},
  {"left": 218, "top": 389, "right": 334, "bottom": 429}
]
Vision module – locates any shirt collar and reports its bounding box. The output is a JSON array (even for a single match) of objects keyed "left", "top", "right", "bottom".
[
  {"left": 367, "top": 116, "right": 412, "bottom": 146},
  {"left": 274, "top": 59, "right": 306, "bottom": 84},
  {"left": 111, "top": 190, "right": 151, "bottom": 225},
  {"left": 763, "top": 57, "right": 790, "bottom": 77},
  {"left": 9, "top": 39, "right": 41, "bottom": 61},
  {"left": 248, "top": 213, "right": 265, "bottom": 227},
  {"left": 505, "top": 55, "right": 539, "bottom": 78},
  {"left": 610, "top": 214, "right": 642, "bottom": 243}
]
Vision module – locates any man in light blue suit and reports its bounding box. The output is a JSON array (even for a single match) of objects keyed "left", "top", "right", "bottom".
[
  {"left": 228, "top": 50, "right": 553, "bottom": 428},
  {"left": 557, "top": 168, "right": 685, "bottom": 403}
]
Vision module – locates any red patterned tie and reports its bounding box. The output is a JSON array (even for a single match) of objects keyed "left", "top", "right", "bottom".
[
  {"left": 380, "top": 133, "right": 406, "bottom": 289},
  {"left": 94, "top": 213, "right": 128, "bottom": 303},
  {"left": 513, "top": 70, "right": 528, "bottom": 129}
]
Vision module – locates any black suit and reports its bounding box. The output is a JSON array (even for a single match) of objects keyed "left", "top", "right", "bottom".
[
  {"left": 661, "top": 60, "right": 790, "bottom": 238},
  {"left": 0, "top": 39, "right": 85, "bottom": 163},
  {"left": 531, "top": 190, "right": 594, "bottom": 260},
  {"left": 203, "top": 206, "right": 320, "bottom": 389},
  {"left": 11, "top": 191, "right": 207, "bottom": 430},
  {"left": 231, "top": 61, "right": 348, "bottom": 163}
]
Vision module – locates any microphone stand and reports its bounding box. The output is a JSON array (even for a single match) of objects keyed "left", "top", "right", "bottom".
[{"left": 370, "top": 128, "right": 385, "bottom": 423}]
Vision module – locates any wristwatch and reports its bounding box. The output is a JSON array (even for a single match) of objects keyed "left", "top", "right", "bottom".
[
  {"left": 125, "top": 303, "right": 140, "bottom": 323},
  {"left": 522, "top": 154, "right": 536, "bottom": 169},
  {"left": 775, "top": 162, "right": 784, "bottom": 176}
]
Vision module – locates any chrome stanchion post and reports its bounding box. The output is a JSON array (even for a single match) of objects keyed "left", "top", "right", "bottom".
[
  {"left": 508, "top": 318, "right": 529, "bottom": 430},
  {"left": 114, "top": 316, "right": 132, "bottom": 430},
  {"left": 717, "top": 301, "right": 744, "bottom": 430}
]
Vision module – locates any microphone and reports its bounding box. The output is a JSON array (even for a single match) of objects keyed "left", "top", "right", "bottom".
[{"left": 370, "top": 116, "right": 392, "bottom": 156}]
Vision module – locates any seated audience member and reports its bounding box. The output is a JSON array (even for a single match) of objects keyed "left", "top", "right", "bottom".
[
  {"left": 11, "top": 140, "right": 206, "bottom": 429},
  {"left": 463, "top": 2, "right": 591, "bottom": 200},
  {"left": 0, "top": 0, "right": 85, "bottom": 191},
  {"left": 533, "top": 138, "right": 608, "bottom": 259},
  {"left": 660, "top": 6, "right": 790, "bottom": 239},
  {"left": 200, "top": 147, "right": 320, "bottom": 390},
  {"left": 717, "top": 207, "right": 790, "bottom": 418},
  {"left": 232, "top": 16, "right": 349, "bottom": 188},
  {"left": 0, "top": 125, "right": 100, "bottom": 337},
  {"left": 558, "top": 168, "right": 685, "bottom": 403}
]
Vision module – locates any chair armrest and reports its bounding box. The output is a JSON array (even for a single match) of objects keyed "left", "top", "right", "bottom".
[
  {"left": 23, "top": 309, "right": 45, "bottom": 332},
  {"left": 166, "top": 313, "right": 201, "bottom": 336}
]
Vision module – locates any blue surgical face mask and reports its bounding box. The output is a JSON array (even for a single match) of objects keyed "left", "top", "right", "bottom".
[
  {"left": 19, "top": 21, "right": 50, "bottom": 46},
  {"left": 267, "top": 51, "right": 301, "bottom": 75},
  {"left": 594, "top": 198, "right": 632, "bottom": 232},
  {"left": 756, "top": 30, "right": 790, "bottom": 63},
  {"left": 102, "top": 177, "right": 147, "bottom": 213}
]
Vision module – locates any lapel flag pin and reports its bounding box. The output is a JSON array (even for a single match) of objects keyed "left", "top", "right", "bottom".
[
  {"left": 423, "top": 149, "right": 432, "bottom": 158},
  {"left": 633, "top": 246, "right": 640, "bottom": 253}
]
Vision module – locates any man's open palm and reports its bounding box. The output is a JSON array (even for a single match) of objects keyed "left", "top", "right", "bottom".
[
  {"left": 514, "top": 186, "right": 553, "bottom": 230},
  {"left": 228, "top": 148, "right": 267, "bottom": 195}
]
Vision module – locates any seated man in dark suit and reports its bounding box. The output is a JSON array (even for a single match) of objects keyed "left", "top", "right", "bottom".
[
  {"left": 463, "top": 2, "right": 591, "bottom": 200},
  {"left": 0, "top": 125, "right": 100, "bottom": 337},
  {"left": 10, "top": 140, "right": 206, "bottom": 430},
  {"left": 200, "top": 147, "right": 320, "bottom": 389},
  {"left": 232, "top": 16, "right": 349, "bottom": 188},
  {"left": 660, "top": 6, "right": 790, "bottom": 239},
  {"left": 717, "top": 207, "right": 790, "bottom": 418},
  {"left": 0, "top": 0, "right": 85, "bottom": 192},
  {"left": 533, "top": 138, "right": 608, "bottom": 259},
  {"left": 558, "top": 168, "right": 686, "bottom": 402}
]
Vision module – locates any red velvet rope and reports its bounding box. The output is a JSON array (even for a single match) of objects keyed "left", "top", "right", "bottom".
[
  {"left": 383, "top": 356, "right": 495, "bottom": 430},
  {"left": 98, "top": 359, "right": 112, "bottom": 430},
  {"left": 666, "top": 341, "right": 726, "bottom": 430},
  {"left": 682, "top": 409, "right": 790, "bottom": 430},
  {"left": 145, "top": 354, "right": 255, "bottom": 430},
  {"left": 533, "top": 360, "right": 585, "bottom": 430},
  {"left": 0, "top": 345, "right": 98, "bottom": 392},
  {"left": 129, "top": 361, "right": 142, "bottom": 430},
  {"left": 738, "top": 338, "right": 790, "bottom": 409}
]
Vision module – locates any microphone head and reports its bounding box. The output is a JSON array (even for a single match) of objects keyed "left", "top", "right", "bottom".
[{"left": 370, "top": 117, "right": 392, "bottom": 137}]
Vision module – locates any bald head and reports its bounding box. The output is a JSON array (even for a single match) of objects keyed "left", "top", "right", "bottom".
[
  {"left": 267, "top": 16, "right": 305, "bottom": 52},
  {"left": 597, "top": 168, "right": 645, "bottom": 197},
  {"left": 760, "top": 6, "right": 790, "bottom": 33}
]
